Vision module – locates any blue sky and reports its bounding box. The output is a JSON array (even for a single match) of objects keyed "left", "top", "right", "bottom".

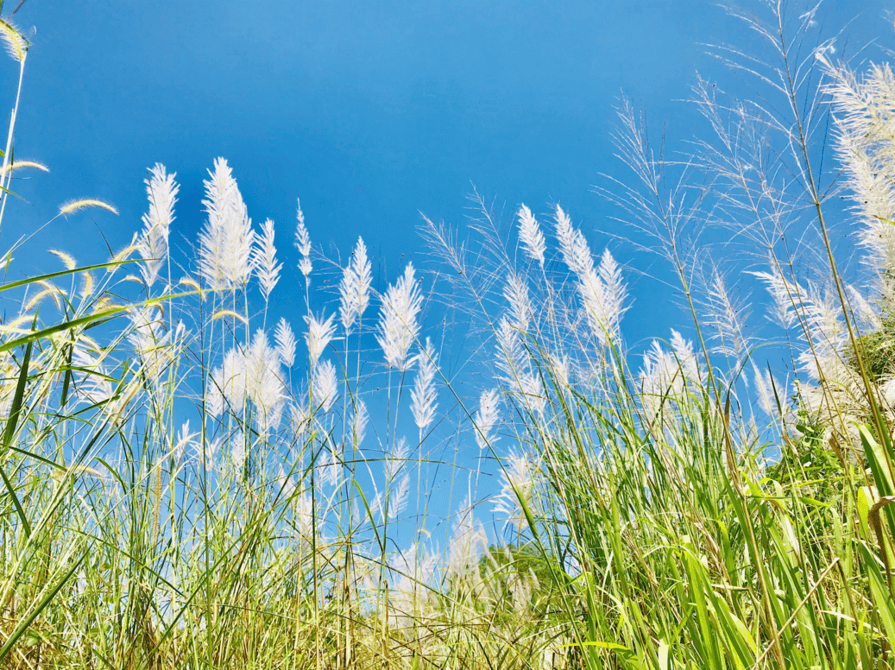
[
  {"left": 1, "top": 0, "right": 893, "bottom": 539},
  {"left": 3, "top": 0, "right": 890, "bottom": 349},
  {"left": 2, "top": 1, "right": 890, "bottom": 335}
]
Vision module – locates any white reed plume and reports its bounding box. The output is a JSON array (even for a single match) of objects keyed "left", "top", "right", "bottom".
[
  {"left": 294, "top": 199, "right": 313, "bottom": 278},
  {"left": 253, "top": 218, "right": 282, "bottom": 302},
  {"left": 750, "top": 264, "right": 801, "bottom": 331},
  {"left": 846, "top": 285, "right": 882, "bottom": 332},
  {"left": 312, "top": 359, "right": 339, "bottom": 413},
  {"left": 554, "top": 204, "right": 593, "bottom": 278},
  {"left": 199, "top": 158, "right": 255, "bottom": 289},
  {"left": 128, "top": 307, "right": 183, "bottom": 389},
  {"left": 638, "top": 331, "right": 701, "bottom": 421},
  {"left": 351, "top": 400, "right": 368, "bottom": 447},
  {"left": 339, "top": 236, "right": 373, "bottom": 333},
  {"left": 447, "top": 497, "right": 487, "bottom": 578},
  {"left": 173, "top": 420, "right": 197, "bottom": 463},
  {"left": 231, "top": 434, "right": 247, "bottom": 473},
  {"left": 410, "top": 337, "right": 439, "bottom": 435},
  {"left": 705, "top": 271, "right": 748, "bottom": 364},
  {"left": 752, "top": 362, "right": 781, "bottom": 417},
  {"left": 669, "top": 328, "right": 702, "bottom": 384},
  {"left": 199, "top": 438, "right": 221, "bottom": 473},
  {"left": 824, "top": 59, "right": 895, "bottom": 278},
  {"left": 317, "top": 445, "right": 340, "bottom": 488},
  {"left": 377, "top": 437, "right": 411, "bottom": 521},
  {"left": 492, "top": 449, "right": 538, "bottom": 531},
  {"left": 71, "top": 342, "right": 113, "bottom": 406},
  {"left": 495, "top": 316, "right": 529, "bottom": 378},
  {"left": 277, "top": 464, "right": 298, "bottom": 501},
  {"left": 597, "top": 248, "right": 628, "bottom": 340},
  {"left": 305, "top": 312, "right": 336, "bottom": 367},
  {"left": 376, "top": 262, "right": 423, "bottom": 371},
  {"left": 554, "top": 205, "right": 627, "bottom": 344},
  {"left": 797, "top": 283, "right": 848, "bottom": 381},
  {"left": 208, "top": 329, "right": 286, "bottom": 429},
  {"left": 474, "top": 389, "right": 501, "bottom": 451},
  {"left": 138, "top": 163, "right": 178, "bottom": 289},
  {"left": 389, "top": 543, "right": 437, "bottom": 632},
  {"left": 503, "top": 273, "right": 533, "bottom": 333},
  {"left": 274, "top": 317, "right": 297, "bottom": 368},
  {"left": 517, "top": 204, "right": 546, "bottom": 266},
  {"left": 244, "top": 329, "right": 287, "bottom": 429}
]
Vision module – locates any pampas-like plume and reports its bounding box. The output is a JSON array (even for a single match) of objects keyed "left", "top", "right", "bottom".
[
  {"left": 554, "top": 205, "right": 627, "bottom": 345},
  {"left": 517, "top": 204, "right": 546, "bottom": 266},
  {"left": 554, "top": 204, "right": 593, "bottom": 278},
  {"left": 383, "top": 437, "right": 411, "bottom": 521},
  {"left": 312, "top": 359, "right": 339, "bottom": 413},
  {"left": 305, "top": 312, "right": 336, "bottom": 367},
  {"left": 752, "top": 362, "right": 781, "bottom": 417},
  {"left": 138, "top": 163, "right": 179, "bottom": 289},
  {"left": 823, "top": 58, "right": 895, "bottom": 279},
  {"left": 503, "top": 273, "right": 533, "bottom": 333},
  {"left": 208, "top": 329, "right": 286, "bottom": 430},
  {"left": 351, "top": 400, "right": 368, "bottom": 447},
  {"left": 339, "top": 236, "right": 372, "bottom": 333},
  {"left": 377, "top": 262, "right": 423, "bottom": 371},
  {"left": 199, "top": 158, "right": 255, "bottom": 290},
  {"left": 750, "top": 265, "right": 801, "bottom": 332},
  {"left": 447, "top": 497, "right": 487, "bottom": 577},
  {"left": 474, "top": 389, "right": 500, "bottom": 451},
  {"left": 492, "top": 449, "right": 537, "bottom": 531},
  {"left": 410, "top": 337, "right": 438, "bottom": 434},
  {"left": 253, "top": 218, "right": 282, "bottom": 301},
  {"left": 274, "top": 318, "right": 297, "bottom": 368},
  {"left": 705, "top": 271, "right": 748, "bottom": 364},
  {"left": 294, "top": 199, "right": 312, "bottom": 278}
]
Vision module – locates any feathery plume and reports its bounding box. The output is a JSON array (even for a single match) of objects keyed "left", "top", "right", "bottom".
[
  {"left": 517, "top": 204, "right": 546, "bottom": 265},
  {"left": 474, "top": 389, "right": 501, "bottom": 451},
  {"left": 750, "top": 265, "right": 801, "bottom": 331},
  {"left": 295, "top": 199, "right": 312, "bottom": 278},
  {"left": 138, "top": 163, "right": 178, "bottom": 289},
  {"left": 351, "top": 400, "right": 368, "bottom": 447},
  {"left": 253, "top": 218, "right": 282, "bottom": 301},
  {"left": 503, "top": 273, "right": 533, "bottom": 333},
  {"left": 383, "top": 438, "right": 411, "bottom": 521},
  {"left": 275, "top": 318, "right": 297, "bottom": 368},
  {"left": 199, "top": 158, "right": 255, "bottom": 289},
  {"left": 705, "top": 271, "right": 748, "bottom": 364},
  {"left": 0, "top": 19, "right": 26, "bottom": 63},
  {"left": 312, "top": 359, "right": 339, "bottom": 413},
  {"left": 447, "top": 497, "right": 487, "bottom": 577},
  {"left": 493, "top": 449, "right": 538, "bottom": 531},
  {"left": 49, "top": 249, "right": 77, "bottom": 270},
  {"left": 752, "top": 362, "right": 781, "bottom": 417},
  {"left": 554, "top": 204, "right": 593, "bottom": 278},
  {"left": 376, "top": 262, "right": 423, "bottom": 371},
  {"left": 339, "top": 237, "right": 373, "bottom": 333},
  {"left": 305, "top": 312, "right": 336, "bottom": 367},
  {"left": 59, "top": 199, "right": 118, "bottom": 216},
  {"left": 207, "top": 329, "right": 286, "bottom": 429},
  {"left": 0, "top": 160, "right": 47, "bottom": 174},
  {"left": 410, "top": 338, "right": 439, "bottom": 435}
]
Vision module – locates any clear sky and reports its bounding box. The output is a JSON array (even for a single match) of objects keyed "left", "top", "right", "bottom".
[{"left": 1, "top": 0, "right": 891, "bottom": 346}]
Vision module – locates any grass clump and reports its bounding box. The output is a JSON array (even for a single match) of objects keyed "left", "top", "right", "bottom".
[{"left": 3, "top": 2, "right": 895, "bottom": 669}]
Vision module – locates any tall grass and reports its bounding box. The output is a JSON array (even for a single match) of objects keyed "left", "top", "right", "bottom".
[{"left": 1, "top": 2, "right": 895, "bottom": 668}]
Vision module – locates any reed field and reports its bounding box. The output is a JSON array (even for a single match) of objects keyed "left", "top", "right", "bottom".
[{"left": 2, "top": 1, "right": 895, "bottom": 668}]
